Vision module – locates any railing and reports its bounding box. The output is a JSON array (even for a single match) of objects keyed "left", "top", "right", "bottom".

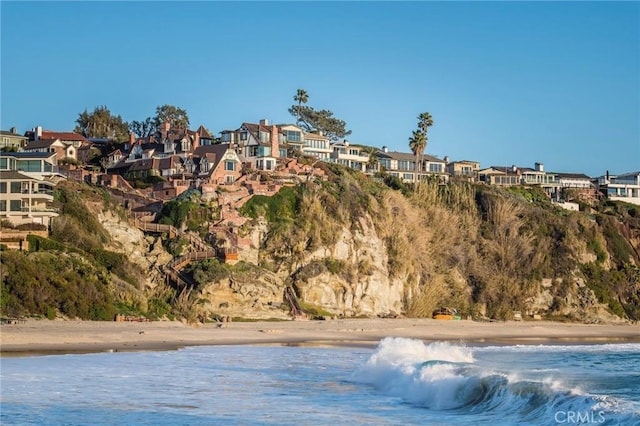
[
  {"left": 284, "top": 286, "right": 304, "bottom": 317},
  {"left": 168, "top": 250, "right": 218, "bottom": 271},
  {"left": 133, "top": 219, "right": 178, "bottom": 238},
  {"left": 162, "top": 265, "right": 196, "bottom": 288}
]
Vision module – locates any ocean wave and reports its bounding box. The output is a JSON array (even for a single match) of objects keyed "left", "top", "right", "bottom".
[{"left": 351, "top": 338, "right": 640, "bottom": 424}]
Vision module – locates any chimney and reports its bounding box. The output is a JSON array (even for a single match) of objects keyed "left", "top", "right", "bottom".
[
  {"left": 129, "top": 132, "right": 135, "bottom": 144},
  {"left": 36, "top": 125, "right": 43, "bottom": 140},
  {"left": 317, "top": 130, "right": 323, "bottom": 136},
  {"left": 161, "top": 122, "right": 170, "bottom": 141},
  {"left": 535, "top": 162, "right": 544, "bottom": 172},
  {"left": 260, "top": 118, "right": 269, "bottom": 126},
  {"left": 382, "top": 146, "right": 388, "bottom": 153},
  {"left": 193, "top": 132, "right": 200, "bottom": 151},
  {"left": 271, "top": 125, "right": 279, "bottom": 158},
  {"left": 10, "top": 127, "right": 17, "bottom": 134},
  {"left": 444, "top": 155, "right": 450, "bottom": 164},
  {"left": 344, "top": 140, "right": 349, "bottom": 147}
]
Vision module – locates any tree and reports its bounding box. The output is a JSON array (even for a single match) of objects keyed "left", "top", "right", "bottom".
[
  {"left": 153, "top": 104, "right": 190, "bottom": 131},
  {"left": 287, "top": 90, "right": 351, "bottom": 140},
  {"left": 409, "top": 129, "right": 427, "bottom": 184},
  {"left": 418, "top": 112, "right": 434, "bottom": 140},
  {"left": 293, "top": 89, "right": 308, "bottom": 125},
  {"left": 408, "top": 112, "right": 434, "bottom": 185},
  {"left": 129, "top": 117, "right": 154, "bottom": 138},
  {"left": 362, "top": 146, "right": 379, "bottom": 173},
  {"left": 288, "top": 106, "right": 351, "bottom": 141},
  {"left": 74, "top": 106, "right": 129, "bottom": 141}
]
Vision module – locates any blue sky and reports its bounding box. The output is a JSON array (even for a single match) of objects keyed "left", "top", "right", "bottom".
[{"left": 1, "top": 1, "right": 638, "bottom": 176}]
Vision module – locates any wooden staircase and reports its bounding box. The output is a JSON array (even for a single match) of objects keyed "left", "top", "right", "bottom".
[{"left": 284, "top": 286, "right": 305, "bottom": 318}]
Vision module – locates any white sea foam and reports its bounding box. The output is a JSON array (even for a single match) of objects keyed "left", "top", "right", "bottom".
[{"left": 351, "top": 338, "right": 640, "bottom": 424}]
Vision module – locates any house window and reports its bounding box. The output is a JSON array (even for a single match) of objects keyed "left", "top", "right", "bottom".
[
  {"left": 225, "top": 161, "right": 236, "bottom": 171},
  {"left": 10, "top": 200, "right": 21, "bottom": 211},
  {"left": 429, "top": 163, "right": 443, "bottom": 173},
  {"left": 0, "top": 182, "right": 6, "bottom": 193},
  {"left": 398, "top": 160, "right": 414, "bottom": 171},
  {"left": 403, "top": 173, "right": 413, "bottom": 180},
  {"left": 226, "top": 176, "right": 235, "bottom": 184},
  {"left": 10, "top": 182, "right": 21, "bottom": 193},
  {"left": 240, "top": 132, "right": 248, "bottom": 141},
  {"left": 285, "top": 131, "right": 301, "bottom": 142},
  {"left": 0, "top": 200, "right": 5, "bottom": 212},
  {"left": 0, "top": 158, "right": 6, "bottom": 169}
]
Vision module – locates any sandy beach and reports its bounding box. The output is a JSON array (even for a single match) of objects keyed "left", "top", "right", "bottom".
[{"left": 1, "top": 318, "right": 639, "bottom": 356}]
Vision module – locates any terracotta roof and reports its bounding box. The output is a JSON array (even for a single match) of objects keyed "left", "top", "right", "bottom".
[{"left": 41, "top": 131, "right": 87, "bottom": 142}]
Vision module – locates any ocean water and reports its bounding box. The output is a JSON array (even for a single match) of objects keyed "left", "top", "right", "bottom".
[{"left": 1, "top": 338, "right": 639, "bottom": 425}]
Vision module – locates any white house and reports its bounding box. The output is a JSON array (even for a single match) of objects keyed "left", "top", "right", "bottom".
[{"left": 597, "top": 171, "right": 640, "bottom": 206}]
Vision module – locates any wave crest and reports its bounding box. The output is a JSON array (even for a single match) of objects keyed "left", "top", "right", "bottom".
[{"left": 351, "top": 338, "right": 640, "bottom": 423}]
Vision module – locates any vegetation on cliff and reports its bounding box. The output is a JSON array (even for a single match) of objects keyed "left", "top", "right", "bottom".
[
  {"left": 0, "top": 181, "right": 144, "bottom": 319},
  {"left": 239, "top": 163, "right": 640, "bottom": 321},
  {"left": 2, "top": 166, "right": 639, "bottom": 322}
]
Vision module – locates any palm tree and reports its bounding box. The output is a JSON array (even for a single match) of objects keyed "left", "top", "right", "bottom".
[
  {"left": 415, "top": 112, "right": 434, "bottom": 183},
  {"left": 408, "top": 129, "right": 426, "bottom": 184},
  {"left": 293, "top": 89, "right": 309, "bottom": 125},
  {"left": 418, "top": 112, "right": 434, "bottom": 136},
  {"left": 363, "top": 147, "right": 379, "bottom": 174}
]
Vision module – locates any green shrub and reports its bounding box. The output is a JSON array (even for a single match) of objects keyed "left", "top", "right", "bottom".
[
  {"left": 240, "top": 186, "right": 302, "bottom": 223},
  {"left": 184, "top": 259, "right": 231, "bottom": 287},
  {"left": 587, "top": 240, "right": 607, "bottom": 264},
  {"left": 45, "top": 305, "right": 56, "bottom": 320}
]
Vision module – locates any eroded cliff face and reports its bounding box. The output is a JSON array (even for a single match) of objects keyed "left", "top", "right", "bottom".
[
  {"left": 98, "top": 210, "right": 172, "bottom": 290},
  {"left": 198, "top": 269, "right": 289, "bottom": 320},
  {"left": 93, "top": 177, "right": 638, "bottom": 323},
  {"left": 291, "top": 217, "right": 405, "bottom": 317}
]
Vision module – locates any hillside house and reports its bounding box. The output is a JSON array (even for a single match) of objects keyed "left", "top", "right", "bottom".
[
  {"left": 220, "top": 119, "right": 282, "bottom": 171},
  {"left": 330, "top": 141, "right": 371, "bottom": 172},
  {"left": 375, "top": 149, "right": 448, "bottom": 183},
  {"left": 596, "top": 171, "right": 640, "bottom": 206},
  {"left": 447, "top": 160, "right": 480, "bottom": 181},
  {"left": 478, "top": 166, "right": 521, "bottom": 186},
  {"left": 193, "top": 144, "right": 243, "bottom": 185},
  {"left": 0, "top": 152, "right": 62, "bottom": 227},
  {"left": 0, "top": 128, "right": 28, "bottom": 150}
]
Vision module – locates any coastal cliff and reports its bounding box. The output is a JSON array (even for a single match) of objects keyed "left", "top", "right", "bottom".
[{"left": 1, "top": 166, "right": 639, "bottom": 324}]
